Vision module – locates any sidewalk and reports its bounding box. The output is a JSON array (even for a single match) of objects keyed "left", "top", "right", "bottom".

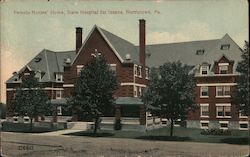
[{"left": 38, "top": 122, "right": 90, "bottom": 136}]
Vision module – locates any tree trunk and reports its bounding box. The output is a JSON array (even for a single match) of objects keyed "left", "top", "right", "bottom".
[
  {"left": 94, "top": 117, "right": 99, "bottom": 134},
  {"left": 30, "top": 117, "right": 33, "bottom": 131},
  {"left": 170, "top": 118, "right": 174, "bottom": 137}
]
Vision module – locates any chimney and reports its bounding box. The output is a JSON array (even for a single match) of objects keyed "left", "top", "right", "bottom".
[
  {"left": 139, "top": 19, "right": 146, "bottom": 66},
  {"left": 76, "top": 27, "right": 82, "bottom": 53}
]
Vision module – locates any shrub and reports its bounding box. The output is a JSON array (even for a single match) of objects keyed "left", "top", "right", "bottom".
[
  {"left": 114, "top": 119, "right": 122, "bottom": 130},
  {"left": 200, "top": 128, "right": 231, "bottom": 135}
]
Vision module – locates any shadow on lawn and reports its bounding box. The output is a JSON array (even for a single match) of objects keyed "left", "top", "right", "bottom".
[
  {"left": 220, "top": 137, "right": 250, "bottom": 145},
  {"left": 64, "top": 132, "right": 114, "bottom": 137},
  {"left": 136, "top": 136, "right": 192, "bottom": 142}
]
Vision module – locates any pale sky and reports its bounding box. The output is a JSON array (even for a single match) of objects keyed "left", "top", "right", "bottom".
[{"left": 0, "top": 0, "right": 249, "bottom": 103}]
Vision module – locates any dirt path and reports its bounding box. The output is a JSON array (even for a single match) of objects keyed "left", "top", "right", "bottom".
[{"left": 1, "top": 132, "right": 249, "bottom": 157}]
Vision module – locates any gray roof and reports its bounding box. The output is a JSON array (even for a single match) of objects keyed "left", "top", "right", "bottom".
[
  {"left": 115, "top": 97, "right": 143, "bottom": 106},
  {"left": 6, "top": 49, "right": 76, "bottom": 83},
  {"left": 6, "top": 26, "right": 243, "bottom": 84},
  {"left": 144, "top": 34, "right": 242, "bottom": 75},
  {"left": 99, "top": 27, "right": 139, "bottom": 64}
]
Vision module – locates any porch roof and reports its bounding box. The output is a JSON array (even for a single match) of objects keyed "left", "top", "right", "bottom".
[
  {"left": 50, "top": 98, "right": 67, "bottom": 105},
  {"left": 115, "top": 97, "right": 144, "bottom": 106}
]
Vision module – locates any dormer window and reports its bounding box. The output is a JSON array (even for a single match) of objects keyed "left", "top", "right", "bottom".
[
  {"left": 220, "top": 44, "right": 230, "bottom": 50},
  {"left": 56, "top": 74, "right": 63, "bottom": 82},
  {"left": 109, "top": 64, "right": 117, "bottom": 75},
  {"left": 145, "top": 68, "right": 149, "bottom": 79},
  {"left": 196, "top": 49, "right": 205, "bottom": 55},
  {"left": 76, "top": 65, "right": 84, "bottom": 76},
  {"left": 200, "top": 65, "right": 208, "bottom": 75},
  {"left": 218, "top": 63, "right": 229, "bottom": 74}
]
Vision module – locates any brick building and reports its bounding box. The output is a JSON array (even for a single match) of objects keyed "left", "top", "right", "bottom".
[{"left": 6, "top": 20, "right": 248, "bottom": 130}]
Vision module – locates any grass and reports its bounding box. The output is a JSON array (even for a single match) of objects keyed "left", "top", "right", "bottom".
[{"left": 65, "top": 126, "right": 249, "bottom": 145}]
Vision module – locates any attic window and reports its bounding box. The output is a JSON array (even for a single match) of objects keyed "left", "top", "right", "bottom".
[
  {"left": 196, "top": 49, "right": 205, "bottom": 55},
  {"left": 221, "top": 44, "right": 230, "bottom": 50},
  {"left": 35, "top": 57, "right": 42, "bottom": 62}
]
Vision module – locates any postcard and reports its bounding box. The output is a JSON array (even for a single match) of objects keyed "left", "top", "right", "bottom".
[{"left": 0, "top": 0, "right": 249, "bottom": 156}]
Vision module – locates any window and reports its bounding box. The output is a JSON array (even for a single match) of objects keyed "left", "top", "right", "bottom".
[
  {"left": 137, "top": 66, "right": 142, "bottom": 77},
  {"left": 239, "top": 122, "right": 248, "bottom": 130},
  {"left": 24, "top": 73, "right": 30, "bottom": 76},
  {"left": 219, "top": 121, "right": 229, "bottom": 129},
  {"left": 216, "top": 104, "right": 231, "bottom": 118},
  {"left": 109, "top": 64, "right": 116, "bottom": 75},
  {"left": 76, "top": 65, "right": 84, "bottom": 76},
  {"left": 200, "top": 104, "right": 209, "bottom": 117},
  {"left": 137, "top": 86, "right": 142, "bottom": 96},
  {"left": 200, "top": 86, "right": 208, "bottom": 97},
  {"left": 219, "top": 64, "right": 228, "bottom": 74},
  {"left": 239, "top": 109, "right": 248, "bottom": 118},
  {"left": 57, "top": 106, "right": 62, "bottom": 115},
  {"left": 220, "top": 44, "right": 230, "bottom": 50},
  {"left": 134, "top": 86, "right": 137, "bottom": 97},
  {"left": 174, "top": 119, "right": 181, "bottom": 127},
  {"left": 134, "top": 65, "right": 138, "bottom": 76},
  {"left": 145, "top": 68, "right": 149, "bottom": 79},
  {"left": 200, "top": 65, "right": 208, "bottom": 75},
  {"left": 196, "top": 49, "right": 205, "bottom": 55},
  {"left": 56, "top": 90, "right": 62, "bottom": 99},
  {"left": 200, "top": 121, "right": 209, "bottom": 129},
  {"left": 55, "top": 74, "right": 63, "bottom": 82},
  {"left": 216, "top": 86, "right": 230, "bottom": 97}
]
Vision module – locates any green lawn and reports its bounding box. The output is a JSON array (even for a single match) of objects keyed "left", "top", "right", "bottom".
[{"left": 65, "top": 126, "right": 249, "bottom": 145}]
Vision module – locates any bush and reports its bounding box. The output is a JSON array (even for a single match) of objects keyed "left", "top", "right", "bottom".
[
  {"left": 114, "top": 119, "right": 122, "bottom": 130},
  {"left": 201, "top": 128, "right": 231, "bottom": 135}
]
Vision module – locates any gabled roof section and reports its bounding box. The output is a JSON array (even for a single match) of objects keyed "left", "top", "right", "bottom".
[
  {"left": 145, "top": 39, "right": 220, "bottom": 67},
  {"left": 6, "top": 49, "right": 76, "bottom": 83},
  {"left": 72, "top": 25, "right": 140, "bottom": 64}
]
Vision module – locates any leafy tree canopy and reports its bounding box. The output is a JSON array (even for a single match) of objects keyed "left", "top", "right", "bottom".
[
  {"left": 234, "top": 41, "right": 249, "bottom": 116},
  {"left": 68, "top": 54, "right": 117, "bottom": 133},
  {"left": 142, "top": 61, "right": 196, "bottom": 136},
  {"left": 12, "top": 72, "right": 51, "bottom": 118}
]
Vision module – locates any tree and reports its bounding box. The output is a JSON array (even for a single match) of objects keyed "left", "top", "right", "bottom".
[
  {"left": 142, "top": 61, "right": 196, "bottom": 136},
  {"left": 68, "top": 54, "right": 117, "bottom": 134},
  {"left": 12, "top": 73, "right": 51, "bottom": 130},
  {"left": 234, "top": 41, "right": 249, "bottom": 116},
  {"left": 0, "top": 102, "right": 6, "bottom": 119}
]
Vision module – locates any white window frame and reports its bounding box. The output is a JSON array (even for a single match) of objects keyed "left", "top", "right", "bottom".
[
  {"left": 239, "top": 108, "right": 248, "bottom": 118},
  {"left": 55, "top": 90, "right": 62, "bottom": 99},
  {"left": 76, "top": 65, "right": 84, "bottom": 76},
  {"left": 145, "top": 67, "right": 149, "bottom": 79},
  {"left": 24, "top": 72, "right": 30, "bottom": 76},
  {"left": 219, "top": 121, "right": 229, "bottom": 130},
  {"left": 138, "top": 66, "right": 142, "bottom": 78},
  {"left": 239, "top": 121, "right": 249, "bottom": 130},
  {"left": 219, "top": 64, "right": 229, "bottom": 74},
  {"left": 200, "top": 104, "right": 209, "bottom": 118},
  {"left": 134, "top": 86, "right": 137, "bottom": 97},
  {"left": 109, "top": 64, "right": 117, "bottom": 75},
  {"left": 200, "top": 86, "right": 209, "bottom": 98},
  {"left": 216, "top": 104, "right": 231, "bottom": 118},
  {"left": 55, "top": 74, "right": 63, "bottom": 82},
  {"left": 134, "top": 65, "right": 138, "bottom": 76},
  {"left": 57, "top": 106, "right": 62, "bottom": 115},
  {"left": 200, "top": 65, "right": 209, "bottom": 75},
  {"left": 216, "top": 86, "right": 231, "bottom": 98},
  {"left": 138, "top": 86, "right": 142, "bottom": 97},
  {"left": 200, "top": 120, "right": 209, "bottom": 129}
]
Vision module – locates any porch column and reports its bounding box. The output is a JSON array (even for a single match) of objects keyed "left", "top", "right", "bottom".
[
  {"left": 115, "top": 105, "right": 121, "bottom": 120},
  {"left": 52, "top": 106, "right": 57, "bottom": 122},
  {"left": 71, "top": 108, "right": 78, "bottom": 121},
  {"left": 139, "top": 105, "right": 146, "bottom": 125}
]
